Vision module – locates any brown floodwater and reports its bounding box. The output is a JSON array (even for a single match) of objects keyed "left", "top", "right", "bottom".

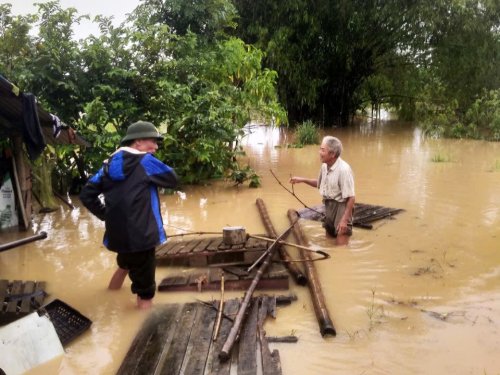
[{"left": 1, "top": 119, "right": 499, "bottom": 374}]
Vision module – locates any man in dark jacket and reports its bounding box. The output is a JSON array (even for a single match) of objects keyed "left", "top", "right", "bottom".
[{"left": 80, "top": 121, "right": 178, "bottom": 309}]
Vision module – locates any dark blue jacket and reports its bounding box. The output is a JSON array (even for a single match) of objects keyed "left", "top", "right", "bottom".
[{"left": 80, "top": 147, "right": 178, "bottom": 253}]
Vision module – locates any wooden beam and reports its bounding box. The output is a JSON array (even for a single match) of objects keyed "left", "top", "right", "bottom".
[{"left": 287, "top": 209, "right": 336, "bottom": 336}]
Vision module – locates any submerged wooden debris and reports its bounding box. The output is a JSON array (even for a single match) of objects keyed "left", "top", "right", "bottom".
[
  {"left": 0, "top": 280, "right": 47, "bottom": 325},
  {"left": 298, "top": 202, "right": 405, "bottom": 228},
  {"left": 158, "top": 264, "right": 290, "bottom": 292},
  {"left": 116, "top": 295, "right": 294, "bottom": 375}
]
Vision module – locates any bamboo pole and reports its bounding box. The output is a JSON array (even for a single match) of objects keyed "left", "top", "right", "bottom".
[
  {"left": 212, "top": 272, "right": 225, "bottom": 341},
  {"left": 219, "top": 220, "right": 296, "bottom": 362},
  {"left": 255, "top": 198, "right": 307, "bottom": 285},
  {"left": 287, "top": 209, "right": 336, "bottom": 336}
]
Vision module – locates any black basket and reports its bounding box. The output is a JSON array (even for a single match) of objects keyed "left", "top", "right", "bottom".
[{"left": 40, "top": 299, "right": 92, "bottom": 346}]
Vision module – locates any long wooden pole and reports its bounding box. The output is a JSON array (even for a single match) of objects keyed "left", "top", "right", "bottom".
[
  {"left": 255, "top": 198, "right": 307, "bottom": 285},
  {"left": 212, "top": 272, "right": 225, "bottom": 341},
  {"left": 0, "top": 231, "right": 47, "bottom": 253},
  {"left": 287, "top": 209, "right": 336, "bottom": 336},
  {"left": 219, "top": 220, "right": 296, "bottom": 362}
]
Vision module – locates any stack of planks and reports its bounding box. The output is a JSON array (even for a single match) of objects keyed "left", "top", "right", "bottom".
[{"left": 116, "top": 295, "right": 295, "bottom": 375}]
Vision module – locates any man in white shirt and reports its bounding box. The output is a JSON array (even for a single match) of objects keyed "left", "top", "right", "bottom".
[{"left": 290, "top": 136, "right": 355, "bottom": 245}]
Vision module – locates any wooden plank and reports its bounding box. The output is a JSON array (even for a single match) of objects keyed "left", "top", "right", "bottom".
[
  {"left": 181, "top": 302, "right": 217, "bottom": 374},
  {"left": 156, "top": 241, "right": 178, "bottom": 257},
  {"left": 0, "top": 279, "right": 8, "bottom": 307},
  {"left": 179, "top": 239, "right": 203, "bottom": 254},
  {"left": 221, "top": 266, "right": 249, "bottom": 278},
  {"left": 206, "top": 299, "right": 240, "bottom": 375},
  {"left": 192, "top": 238, "right": 217, "bottom": 254},
  {"left": 6, "top": 280, "right": 22, "bottom": 313},
  {"left": 34, "top": 281, "right": 46, "bottom": 308},
  {"left": 156, "top": 303, "right": 199, "bottom": 375},
  {"left": 237, "top": 298, "right": 259, "bottom": 375},
  {"left": 116, "top": 304, "right": 183, "bottom": 375},
  {"left": 157, "top": 277, "right": 288, "bottom": 293},
  {"left": 19, "top": 281, "right": 35, "bottom": 313},
  {"left": 168, "top": 241, "right": 190, "bottom": 255},
  {"left": 206, "top": 238, "right": 224, "bottom": 252},
  {"left": 258, "top": 296, "right": 281, "bottom": 375},
  {"left": 158, "top": 275, "right": 189, "bottom": 291},
  {"left": 243, "top": 237, "right": 260, "bottom": 249}
]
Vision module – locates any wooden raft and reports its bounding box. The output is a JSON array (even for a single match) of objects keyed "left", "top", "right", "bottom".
[
  {"left": 158, "top": 264, "right": 289, "bottom": 292},
  {"left": 156, "top": 236, "right": 270, "bottom": 267},
  {"left": 298, "top": 202, "right": 405, "bottom": 228},
  {"left": 117, "top": 295, "right": 290, "bottom": 375},
  {"left": 0, "top": 280, "right": 47, "bottom": 325}
]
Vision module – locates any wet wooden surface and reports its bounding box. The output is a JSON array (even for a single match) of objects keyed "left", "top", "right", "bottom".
[
  {"left": 298, "top": 202, "right": 405, "bottom": 227},
  {"left": 116, "top": 296, "right": 287, "bottom": 375},
  {"left": 158, "top": 264, "right": 289, "bottom": 292},
  {"left": 156, "top": 236, "right": 269, "bottom": 267},
  {"left": 0, "top": 279, "right": 47, "bottom": 325}
]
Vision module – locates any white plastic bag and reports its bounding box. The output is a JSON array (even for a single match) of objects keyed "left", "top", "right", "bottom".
[{"left": 0, "top": 172, "right": 19, "bottom": 229}]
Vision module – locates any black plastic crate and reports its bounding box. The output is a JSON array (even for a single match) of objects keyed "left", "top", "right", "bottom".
[{"left": 39, "top": 299, "right": 92, "bottom": 346}]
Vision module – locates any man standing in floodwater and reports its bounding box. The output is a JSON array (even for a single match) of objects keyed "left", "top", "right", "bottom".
[
  {"left": 290, "top": 135, "right": 355, "bottom": 245},
  {"left": 80, "top": 121, "right": 178, "bottom": 309}
]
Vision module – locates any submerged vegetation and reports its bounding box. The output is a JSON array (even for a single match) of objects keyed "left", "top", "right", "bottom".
[
  {"left": 293, "top": 120, "right": 320, "bottom": 147},
  {"left": 0, "top": 0, "right": 498, "bottom": 194}
]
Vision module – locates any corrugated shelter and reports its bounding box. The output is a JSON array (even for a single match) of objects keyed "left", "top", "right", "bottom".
[{"left": 0, "top": 74, "right": 89, "bottom": 229}]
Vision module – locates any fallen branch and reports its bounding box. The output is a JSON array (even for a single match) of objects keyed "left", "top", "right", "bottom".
[{"left": 270, "top": 169, "right": 324, "bottom": 218}]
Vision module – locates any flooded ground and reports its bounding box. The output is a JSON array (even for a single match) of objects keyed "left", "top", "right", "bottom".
[{"left": 1, "top": 119, "right": 500, "bottom": 374}]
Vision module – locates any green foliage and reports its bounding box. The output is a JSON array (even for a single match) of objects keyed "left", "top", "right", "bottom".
[
  {"left": 227, "top": 164, "right": 261, "bottom": 188},
  {"left": 233, "top": 0, "right": 500, "bottom": 132},
  {"left": 464, "top": 90, "right": 500, "bottom": 141},
  {"left": 294, "top": 120, "right": 319, "bottom": 146},
  {"left": 0, "top": 0, "right": 286, "bottom": 189},
  {"left": 418, "top": 88, "right": 500, "bottom": 141}
]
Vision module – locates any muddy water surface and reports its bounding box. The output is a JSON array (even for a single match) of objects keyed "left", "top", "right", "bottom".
[{"left": 1, "top": 120, "right": 499, "bottom": 374}]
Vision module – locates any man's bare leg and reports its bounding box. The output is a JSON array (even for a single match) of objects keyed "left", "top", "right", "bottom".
[
  {"left": 137, "top": 296, "right": 153, "bottom": 309},
  {"left": 108, "top": 267, "right": 128, "bottom": 290}
]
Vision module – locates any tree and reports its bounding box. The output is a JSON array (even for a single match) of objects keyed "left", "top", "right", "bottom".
[{"left": 232, "top": 0, "right": 432, "bottom": 126}]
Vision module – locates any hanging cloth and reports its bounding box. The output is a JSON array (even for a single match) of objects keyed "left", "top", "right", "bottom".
[{"left": 21, "top": 93, "right": 46, "bottom": 160}]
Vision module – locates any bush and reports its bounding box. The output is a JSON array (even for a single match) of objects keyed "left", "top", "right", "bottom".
[{"left": 294, "top": 120, "right": 319, "bottom": 146}]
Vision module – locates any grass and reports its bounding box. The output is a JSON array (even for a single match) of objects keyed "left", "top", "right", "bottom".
[
  {"left": 430, "top": 152, "right": 452, "bottom": 162},
  {"left": 366, "top": 290, "right": 386, "bottom": 330},
  {"left": 490, "top": 159, "right": 500, "bottom": 172},
  {"left": 294, "top": 120, "right": 319, "bottom": 146}
]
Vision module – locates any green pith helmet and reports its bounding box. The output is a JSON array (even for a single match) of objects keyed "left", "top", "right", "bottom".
[{"left": 121, "top": 121, "right": 164, "bottom": 144}]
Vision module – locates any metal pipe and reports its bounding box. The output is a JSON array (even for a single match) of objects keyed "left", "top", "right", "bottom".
[{"left": 0, "top": 231, "right": 47, "bottom": 253}]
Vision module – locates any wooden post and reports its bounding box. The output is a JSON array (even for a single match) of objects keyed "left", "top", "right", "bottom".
[
  {"left": 255, "top": 198, "right": 307, "bottom": 286},
  {"left": 287, "top": 209, "right": 336, "bottom": 336},
  {"left": 11, "top": 136, "right": 30, "bottom": 229}
]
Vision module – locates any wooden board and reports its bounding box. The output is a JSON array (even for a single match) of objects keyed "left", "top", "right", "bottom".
[
  {"left": 297, "top": 202, "right": 405, "bottom": 227},
  {"left": 0, "top": 279, "right": 47, "bottom": 325},
  {"left": 156, "top": 236, "right": 269, "bottom": 267},
  {"left": 158, "top": 265, "right": 289, "bottom": 292},
  {"left": 117, "top": 296, "right": 287, "bottom": 375}
]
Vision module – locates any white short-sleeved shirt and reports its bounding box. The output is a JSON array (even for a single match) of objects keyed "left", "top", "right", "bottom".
[{"left": 318, "top": 157, "right": 355, "bottom": 202}]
